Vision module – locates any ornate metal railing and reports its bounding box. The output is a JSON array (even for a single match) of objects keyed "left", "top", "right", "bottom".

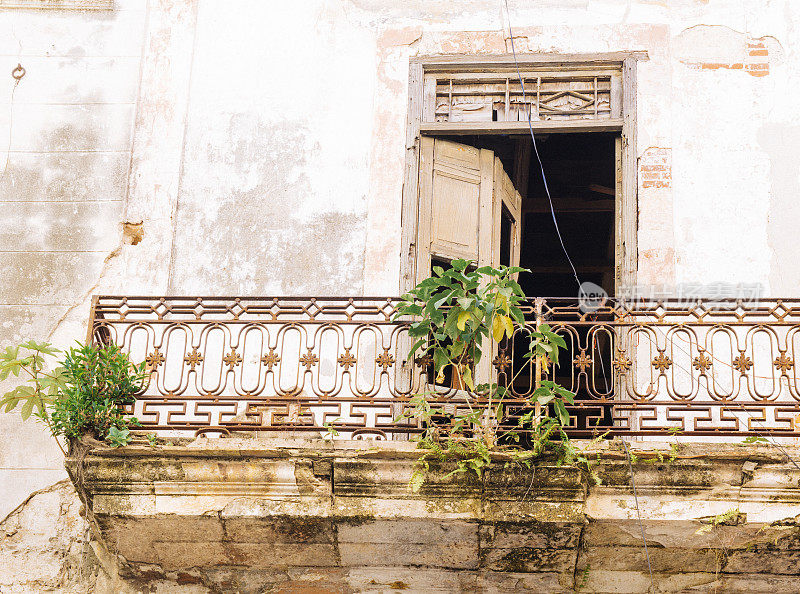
[{"left": 88, "top": 296, "right": 800, "bottom": 438}]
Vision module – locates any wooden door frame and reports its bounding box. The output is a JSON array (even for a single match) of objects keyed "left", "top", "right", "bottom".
[{"left": 399, "top": 52, "right": 646, "bottom": 295}]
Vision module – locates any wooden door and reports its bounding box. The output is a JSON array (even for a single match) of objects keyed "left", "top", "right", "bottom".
[
  {"left": 416, "top": 137, "right": 521, "bottom": 280},
  {"left": 491, "top": 155, "right": 523, "bottom": 272},
  {"left": 415, "top": 137, "right": 522, "bottom": 383}
]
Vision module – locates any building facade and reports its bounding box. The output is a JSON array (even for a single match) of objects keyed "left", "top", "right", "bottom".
[{"left": 2, "top": 1, "right": 800, "bottom": 590}]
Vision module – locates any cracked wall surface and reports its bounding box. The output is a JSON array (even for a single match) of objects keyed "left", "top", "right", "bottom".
[
  {"left": 2, "top": 0, "right": 800, "bottom": 585},
  {"left": 0, "top": 0, "right": 147, "bottom": 519},
  {"left": 0, "top": 481, "right": 86, "bottom": 592}
]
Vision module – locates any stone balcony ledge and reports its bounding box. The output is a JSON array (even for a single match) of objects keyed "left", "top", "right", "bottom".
[{"left": 68, "top": 437, "right": 800, "bottom": 593}]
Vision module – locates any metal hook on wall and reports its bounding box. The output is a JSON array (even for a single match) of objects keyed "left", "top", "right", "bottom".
[{"left": 12, "top": 63, "right": 26, "bottom": 82}]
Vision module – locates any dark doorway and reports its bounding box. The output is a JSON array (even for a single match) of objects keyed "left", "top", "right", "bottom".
[{"left": 519, "top": 132, "right": 616, "bottom": 298}]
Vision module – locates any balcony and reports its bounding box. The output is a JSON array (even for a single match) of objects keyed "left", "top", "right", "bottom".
[
  {"left": 73, "top": 295, "right": 800, "bottom": 591},
  {"left": 86, "top": 295, "right": 800, "bottom": 439}
]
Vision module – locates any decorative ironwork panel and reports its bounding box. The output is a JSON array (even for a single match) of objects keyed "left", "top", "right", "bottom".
[
  {"left": 89, "top": 296, "right": 800, "bottom": 438},
  {"left": 424, "top": 70, "right": 619, "bottom": 124}
]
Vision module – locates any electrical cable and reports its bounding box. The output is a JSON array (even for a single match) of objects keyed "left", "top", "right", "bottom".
[
  {"left": 502, "top": 0, "right": 581, "bottom": 290},
  {"left": 498, "top": 9, "right": 657, "bottom": 588},
  {"left": 498, "top": 4, "right": 798, "bottom": 572},
  {"left": 501, "top": 0, "right": 615, "bottom": 398}
]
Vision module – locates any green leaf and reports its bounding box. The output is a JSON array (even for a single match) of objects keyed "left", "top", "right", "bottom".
[
  {"left": 507, "top": 278, "right": 525, "bottom": 297},
  {"left": 537, "top": 394, "right": 554, "bottom": 406},
  {"left": 0, "top": 346, "right": 20, "bottom": 361},
  {"left": 410, "top": 468, "right": 425, "bottom": 493},
  {"left": 433, "top": 292, "right": 452, "bottom": 310},
  {"left": 20, "top": 397, "right": 35, "bottom": 421},
  {"left": 543, "top": 331, "right": 566, "bottom": 349},
  {"left": 408, "top": 322, "right": 430, "bottom": 337},
  {"left": 106, "top": 426, "right": 132, "bottom": 447},
  {"left": 456, "top": 297, "right": 473, "bottom": 310},
  {"left": 409, "top": 339, "right": 426, "bottom": 359},
  {"left": 553, "top": 399, "right": 570, "bottom": 426},
  {"left": 19, "top": 341, "right": 60, "bottom": 356},
  {"left": 506, "top": 266, "right": 528, "bottom": 274},
  {"left": 13, "top": 385, "right": 35, "bottom": 398},
  {"left": 433, "top": 350, "right": 448, "bottom": 377}
]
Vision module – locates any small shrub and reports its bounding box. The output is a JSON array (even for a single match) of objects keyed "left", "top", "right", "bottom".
[
  {"left": 0, "top": 341, "right": 146, "bottom": 449},
  {"left": 51, "top": 343, "right": 146, "bottom": 444}
]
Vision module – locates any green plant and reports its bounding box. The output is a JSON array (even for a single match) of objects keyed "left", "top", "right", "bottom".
[
  {"left": 0, "top": 341, "right": 69, "bottom": 455},
  {"left": 322, "top": 417, "right": 342, "bottom": 441},
  {"left": 740, "top": 434, "right": 768, "bottom": 445},
  {"left": 0, "top": 341, "right": 147, "bottom": 449},
  {"left": 393, "top": 260, "right": 581, "bottom": 489},
  {"left": 51, "top": 343, "right": 146, "bottom": 445},
  {"left": 695, "top": 508, "right": 745, "bottom": 535},
  {"left": 106, "top": 425, "right": 133, "bottom": 447}
]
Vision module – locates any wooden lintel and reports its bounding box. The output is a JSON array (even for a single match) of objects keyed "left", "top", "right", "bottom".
[
  {"left": 414, "top": 52, "right": 649, "bottom": 71},
  {"left": 420, "top": 119, "right": 624, "bottom": 136}
]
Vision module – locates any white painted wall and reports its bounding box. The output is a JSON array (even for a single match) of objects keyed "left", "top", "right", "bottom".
[
  {"left": 0, "top": 0, "right": 147, "bottom": 518},
  {"left": 1, "top": 0, "right": 800, "bottom": 516}
]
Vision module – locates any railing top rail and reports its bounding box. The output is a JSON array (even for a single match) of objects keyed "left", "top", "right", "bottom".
[{"left": 91, "top": 296, "right": 800, "bottom": 325}]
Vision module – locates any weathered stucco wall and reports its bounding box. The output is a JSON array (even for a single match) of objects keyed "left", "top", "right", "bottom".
[
  {"left": 0, "top": 0, "right": 148, "bottom": 519},
  {"left": 2, "top": 0, "right": 800, "bottom": 558}
]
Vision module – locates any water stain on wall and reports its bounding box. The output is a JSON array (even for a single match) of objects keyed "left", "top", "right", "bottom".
[{"left": 169, "top": 116, "right": 366, "bottom": 296}]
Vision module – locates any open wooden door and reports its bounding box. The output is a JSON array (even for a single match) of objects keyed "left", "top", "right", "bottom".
[
  {"left": 492, "top": 156, "right": 523, "bottom": 271},
  {"left": 416, "top": 137, "right": 522, "bottom": 280},
  {"left": 415, "top": 137, "right": 522, "bottom": 383}
]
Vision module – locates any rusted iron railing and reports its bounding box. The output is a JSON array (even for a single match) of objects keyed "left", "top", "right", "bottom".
[{"left": 88, "top": 296, "right": 800, "bottom": 438}]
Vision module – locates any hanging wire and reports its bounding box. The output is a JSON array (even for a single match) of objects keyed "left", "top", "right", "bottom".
[
  {"left": 498, "top": 5, "right": 656, "bottom": 589},
  {"left": 502, "top": 0, "right": 581, "bottom": 290},
  {"left": 501, "top": 0, "right": 615, "bottom": 396},
  {"left": 498, "top": 8, "right": 798, "bottom": 582},
  {"left": 1, "top": 63, "right": 26, "bottom": 180},
  {"left": 621, "top": 438, "right": 654, "bottom": 587}
]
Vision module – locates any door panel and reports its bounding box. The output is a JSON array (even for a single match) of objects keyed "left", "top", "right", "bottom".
[
  {"left": 417, "top": 138, "right": 521, "bottom": 280},
  {"left": 492, "top": 156, "right": 522, "bottom": 271},
  {"left": 416, "top": 137, "right": 522, "bottom": 384},
  {"left": 417, "top": 137, "right": 491, "bottom": 283}
]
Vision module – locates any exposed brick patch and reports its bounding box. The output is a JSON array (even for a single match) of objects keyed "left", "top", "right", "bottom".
[
  {"left": 679, "top": 29, "right": 774, "bottom": 77},
  {"left": 639, "top": 147, "right": 672, "bottom": 189}
]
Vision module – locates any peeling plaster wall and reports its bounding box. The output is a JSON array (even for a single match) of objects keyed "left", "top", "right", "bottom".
[
  {"left": 166, "top": 2, "right": 375, "bottom": 295},
  {"left": 0, "top": 0, "right": 148, "bottom": 519},
  {"left": 2, "top": 0, "right": 800, "bottom": 554}
]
